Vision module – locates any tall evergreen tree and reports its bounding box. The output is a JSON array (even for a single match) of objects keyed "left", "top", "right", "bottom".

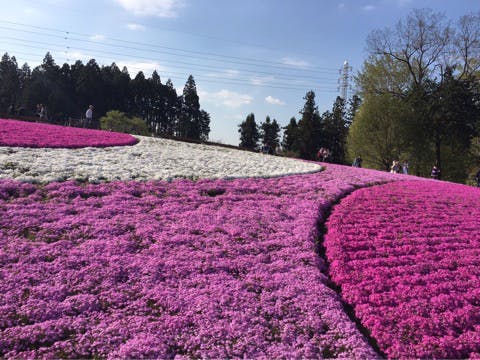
[
  {"left": 297, "top": 91, "right": 322, "bottom": 160},
  {"left": 282, "top": 117, "right": 299, "bottom": 153},
  {"left": 177, "top": 75, "right": 201, "bottom": 139},
  {"left": 346, "top": 94, "right": 362, "bottom": 127},
  {"left": 0, "top": 53, "right": 20, "bottom": 113},
  {"left": 164, "top": 79, "right": 179, "bottom": 136},
  {"left": 260, "top": 116, "right": 281, "bottom": 151},
  {"left": 238, "top": 113, "right": 259, "bottom": 150},
  {"left": 199, "top": 110, "right": 211, "bottom": 141},
  {"left": 322, "top": 96, "right": 348, "bottom": 163}
]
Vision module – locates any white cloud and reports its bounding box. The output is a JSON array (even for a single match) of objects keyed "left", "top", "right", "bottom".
[
  {"left": 23, "top": 7, "right": 37, "bottom": 15},
  {"left": 204, "top": 69, "right": 240, "bottom": 79},
  {"left": 363, "top": 5, "right": 376, "bottom": 11},
  {"left": 90, "top": 34, "right": 106, "bottom": 41},
  {"left": 281, "top": 57, "right": 310, "bottom": 68},
  {"left": 116, "top": 61, "right": 167, "bottom": 77},
  {"left": 265, "top": 96, "right": 285, "bottom": 106},
  {"left": 115, "top": 0, "right": 185, "bottom": 17},
  {"left": 127, "top": 23, "right": 146, "bottom": 31},
  {"left": 198, "top": 89, "right": 253, "bottom": 108},
  {"left": 391, "top": 0, "right": 412, "bottom": 6},
  {"left": 250, "top": 76, "right": 275, "bottom": 86}
]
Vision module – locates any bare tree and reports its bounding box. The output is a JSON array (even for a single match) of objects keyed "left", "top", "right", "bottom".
[
  {"left": 454, "top": 12, "right": 480, "bottom": 78},
  {"left": 366, "top": 8, "right": 452, "bottom": 86}
]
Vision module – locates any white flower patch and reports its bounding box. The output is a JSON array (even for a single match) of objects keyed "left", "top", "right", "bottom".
[{"left": 0, "top": 136, "right": 321, "bottom": 183}]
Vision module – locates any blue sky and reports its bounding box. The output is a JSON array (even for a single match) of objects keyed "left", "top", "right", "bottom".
[{"left": 1, "top": 0, "right": 479, "bottom": 144}]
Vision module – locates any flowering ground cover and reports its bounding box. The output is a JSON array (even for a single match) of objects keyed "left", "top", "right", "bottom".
[
  {"left": 324, "top": 180, "right": 480, "bottom": 358},
  {"left": 0, "top": 165, "right": 406, "bottom": 358},
  {"left": 0, "top": 135, "right": 321, "bottom": 183},
  {"left": 0, "top": 118, "right": 138, "bottom": 148}
]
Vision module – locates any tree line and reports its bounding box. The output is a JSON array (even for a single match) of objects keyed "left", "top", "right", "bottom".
[
  {"left": 238, "top": 91, "right": 360, "bottom": 163},
  {"left": 0, "top": 52, "right": 210, "bottom": 140},
  {"left": 349, "top": 8, "right": 480, "bottom": 183},
  {"left": 239, "top": 8, "right": 480, "bottom": 184}
]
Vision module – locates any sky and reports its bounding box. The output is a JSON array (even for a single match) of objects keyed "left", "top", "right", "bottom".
[{"left": 1, "top": 0, "right": 479, "bottom": 145}]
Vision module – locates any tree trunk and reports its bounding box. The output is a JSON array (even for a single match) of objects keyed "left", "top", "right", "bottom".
[{"left": 435, "top": 138, "right": 442, "bottom": 180}]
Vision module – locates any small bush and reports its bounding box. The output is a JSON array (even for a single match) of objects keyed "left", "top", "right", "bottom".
[{"left": 100, "top": 110, "right": 149, "bottom": 136}]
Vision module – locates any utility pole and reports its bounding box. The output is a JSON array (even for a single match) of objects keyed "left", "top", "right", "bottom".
[{"left": 338, "top": 60, "right": 352, "bottom": 101}]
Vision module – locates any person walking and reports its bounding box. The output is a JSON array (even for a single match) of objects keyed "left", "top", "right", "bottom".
[
  {"left": 402, "top": 160, "right": 409, "bottom": 175},
  {"left": 431, "top": 165, "right": 441, "bottom": 180},
  {"left": 85, "top": 105, "right": 94, "bottom": 128},
  {"left": 352, "top": 155, "right": 362, "bottom": 168},
  {"left": 390, "top": 160, "right": 401, "bottom": 174}
]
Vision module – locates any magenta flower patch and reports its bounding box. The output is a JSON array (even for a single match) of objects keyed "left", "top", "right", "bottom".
[
  {"left": 324, "top": 180, "right": 480, "bottom": 358},
  {"left": 0, "top": 119, "right": 138, "bottom": 148},
  {"left": 0, "top": 165, "right": 402, "bottom": 358}
]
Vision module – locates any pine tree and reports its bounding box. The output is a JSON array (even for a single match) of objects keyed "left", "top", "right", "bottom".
[
  {"left": 238, "top": 113, "right": 260, "bottom": 150},
  {"left": 282, "top": 117, "right": 299, "bottom": 153},
  {"left": 179, "top": 75, "right": 201, "bottom": 139},
  {"left": 260, "top": 116, "right": 280, "bottom": 152},
  {"left": 322, "top": 96, "right": 348, "bottom": 164},
  {"left": 199, "top": 110, "right": 211, "bottom": 141},
  {"left": 0, "top": 53, "right": 20, "bottom": 113},
  {"left": 164, "top": 79, "right": 178, "bottom": 136},
  {"left": 297, "top": 91, "right": 322, "bottom": 159},
  {"left": 346, "top": 94, "right": 362, "bottom": 127}
]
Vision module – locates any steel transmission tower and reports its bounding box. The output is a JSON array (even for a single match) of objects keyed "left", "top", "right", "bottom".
[{"left": 338, "top": 60, "right": 353, "bottom": 100}]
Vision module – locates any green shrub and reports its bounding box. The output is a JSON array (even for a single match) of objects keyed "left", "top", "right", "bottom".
[{"left": 100, "top": 110, "right": 149, "bottom": 136}]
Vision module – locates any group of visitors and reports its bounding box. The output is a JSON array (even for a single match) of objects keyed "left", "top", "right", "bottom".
[
  {"left": 36, "top": 104, "right": 48, "bottom": 121},
  {"left": 390, "top": 160, "right": 409, "bottom": 174},
  {"left": 317, "top": 147, "right": 331, "bottom": 162}
]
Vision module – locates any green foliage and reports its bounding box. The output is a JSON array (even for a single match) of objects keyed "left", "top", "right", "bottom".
[
  {"left": 297, "top": 91, "right": 323, "bottom": 160},
  {"left": 282, "top": 117, "right": 299, "bottom": 153},
  {"left": 100, "top": 110, "right": 149, "bottom": 136},
  {"left": 260, "top": 116, "right": 281, "bottom": 151},
  {"left": 2, "top": 52, "right": 209, "bottom": 141},
  {"left": 238, "top": 113, "right": 260, "bottom": 150},
  {"left": 322, "top": 96, "right": 348, "bottom": 164},
  {"left": 347, "top": 94, "right": 411, "bottom": 171}
]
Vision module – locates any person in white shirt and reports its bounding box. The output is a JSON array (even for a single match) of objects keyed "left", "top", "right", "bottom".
[{"left": 85, "top": 105, "right": 94, "bottom": 128}]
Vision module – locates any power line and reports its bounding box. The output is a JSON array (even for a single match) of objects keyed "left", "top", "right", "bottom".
[
  {"left": 0, "top": 37, "right": 339, "bottom": 85},
  {"left": 8, "top": 48, "right": 339, "bottom": 92},
  {"left": 0, "top": 20, "right": 339, "bottom": 74}
]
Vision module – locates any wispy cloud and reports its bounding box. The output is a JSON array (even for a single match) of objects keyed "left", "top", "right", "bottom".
[
  {"left": 281, "top": 57, "right": 310, "bottom": 68},
  {"left": 127, "top": 23, "right": 146, "bottom": 31},
  {"left": 90, "top": 34, "right": 106, "bottom": 41},
  {"left": 115, "top": 0, "right": 185, "bottom": 17},
  {"left": 362, "top": 4, "right": 376, "bottom": 11},
  {"left": 199, "top": 89, "right": 253, "bottom": 108},
  {"left": 116, "top": 61, "right": 167, "bottom": 77},
  {"left": 205, "top": 69, "right": 240, "bottom": 79},
  {"left": 265, "top": 96, "right": 285, "bottom": 106},
  {"left": 250, "top": 76, "right": 275, "bottom": 86}
]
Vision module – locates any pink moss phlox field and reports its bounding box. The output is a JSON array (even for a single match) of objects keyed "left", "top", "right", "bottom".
[
  {"left": 0, "top": 119, "right": 138, "bottom": 148},
  {"left": 324, "top": 180, "right": 480, "bottom": 359},
  {"left": 0, "top": 165, "right": 404, "bottom": 358}
]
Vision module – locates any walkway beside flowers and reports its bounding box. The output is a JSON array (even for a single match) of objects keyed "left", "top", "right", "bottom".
[
  {"left": 0, "top": 165, "right": 406, "bottom": 358},
  {"left": 324, "top": 180, "right": 480, "bottom": 358},
  {"left": 0, "top": 118, "right": 138, "bottom": 148}
]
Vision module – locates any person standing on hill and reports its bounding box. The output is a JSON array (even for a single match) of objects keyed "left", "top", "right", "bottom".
[
  {"left": 475, "top": 169, "right": 480, "bottom": 187},
  {"left": 85, "top": 105, "right": 94, "bottom": 128},
  {"left": 352, "top": 156, "right": 362, "bottom": 168},
  {"left": 431, "top": 165, "right": 441, "bottom": 180}
]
